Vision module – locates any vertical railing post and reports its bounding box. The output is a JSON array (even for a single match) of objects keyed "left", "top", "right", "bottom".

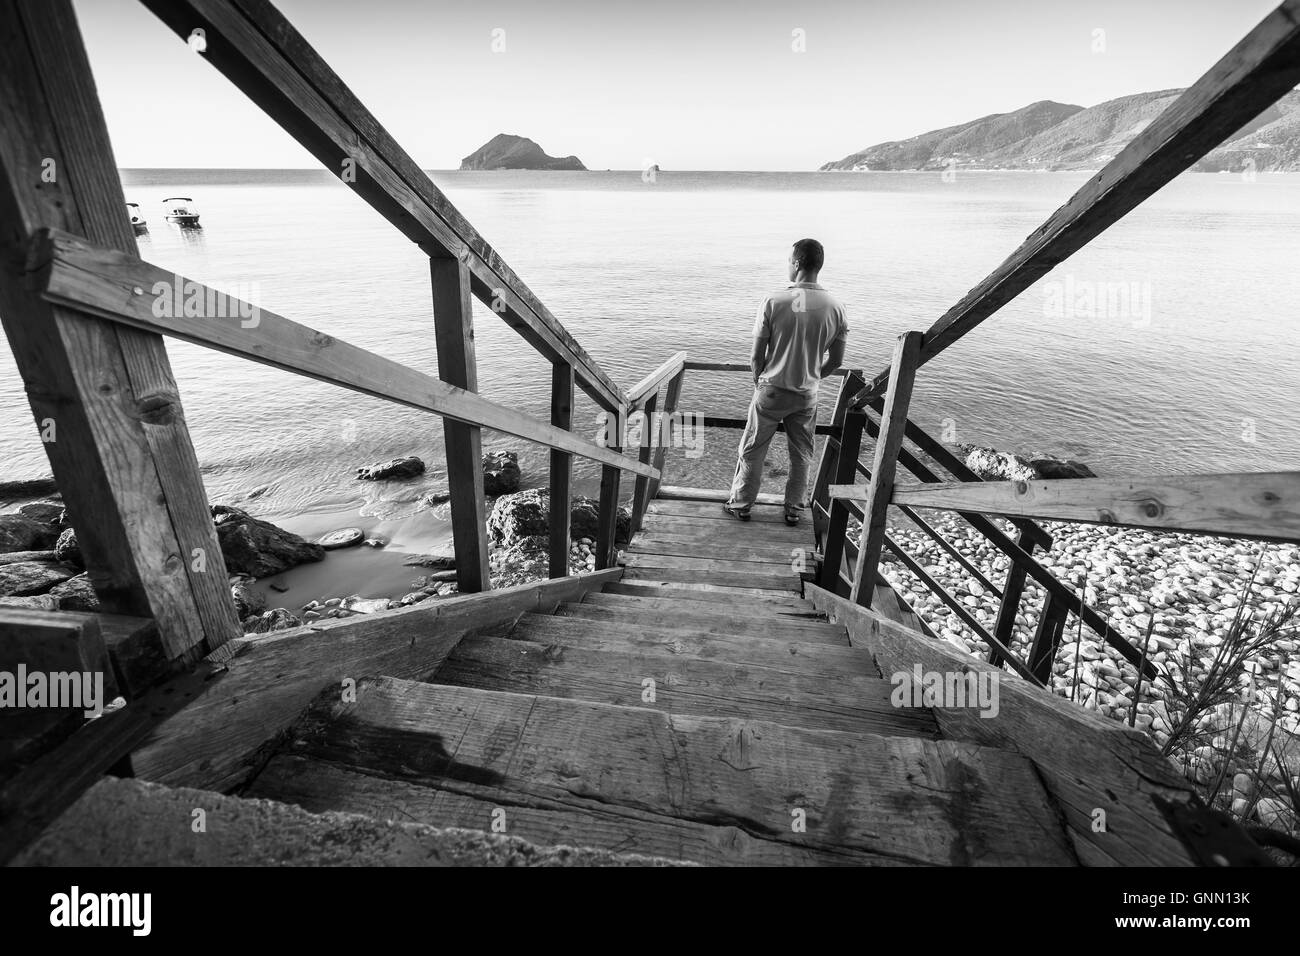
[
  {"left": 645, "top": 368, "right": 686, "bottom": 510},
  {"left": 989, "top": 529, "right": 1049, "bottom": 668},
  {"left": 595, "top": 403, "right": 625, "bottom": 569},
  {"left": 630, "top": 392, "right": 659, "bottom": 533},
  {"left": 850, "top": 331, "right": 923, "bottom": 608},
  {"left": 1027, "top": 592, "right": 1070, "bottom": 682},
  {"left": 812, "top": 370, "right": 863, "bottom": 549},
  {"left": 0, "top": 0, "right": 238, "bottom": 663},
  {"left": 430, "top": 255, "right": 490, "bottom": 592},
  {"left": 548, "top": 362, "right": 575, "bottom": 577},
  {"left": 817, "top": 410, "right": 867, "bottom": 595}
]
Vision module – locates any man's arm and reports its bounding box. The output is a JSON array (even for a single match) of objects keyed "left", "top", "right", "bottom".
[
  {"left": 750, "top": 336, "right": 769, "bottom": 384},
  {"left": 820, "top": 338, "right": 846, "bottom": 379}
]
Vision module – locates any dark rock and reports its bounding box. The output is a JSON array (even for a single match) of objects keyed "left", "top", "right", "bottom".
[
  {"left": 54, "top": 528, "right": 82, "bottom": 570},
  {"left": 402, "top": 554, "right": 456, "bottom": 569},
  {"left": 18, "top": 500, "right": 65, "bottom": 529},
  {"left": 427, "top": 569, "right": 458, "bottom": 582},
  {"left": 0, "top": 594, "right": 59, "bottom": 611},
  {"left": 956, "top": 443, "right": 1096, "bottom": 481},
  {"left": 49, "top": 573, "right": 100, "bottom": 611},
  {"left": 244, "top": 608, "right": 302, "bottom": 635},
  {"left": 1028, "top": 456, "right": 1097, "bottom": 479},
  {"left": 418, "top": 488, "right": 452, "bottom": 508},
  {"left": 0, "top": 550, "right": 57, "bottom": 565},
  {"left": 318, "top": 527, "right": 365, "bottom": 550},
  {"left": 211, "top": 505, "right": 325, "bottom": 578},
  {"left": 399, "top": 590, "right": 432, "bottom": 606},
  {"left": 0, "top": 477, "right": 58, "bottom": 498},
  {"left": 481, "top": 451, "right": 522, "bottom": 497},
  {"left": 355, "top": 456, "right": 425, "bottom": 481},
  {"left": 0, "top": 514, "right": 56, "bottom": 553},
  {"left": 570, "top": 495, "right": 632, "bottom": 545},
  {"left": 489, "top": 489, "right": 630, "bottom": 547},
  {"left": 0, "top": 560, "right": 78, "bottom": 596},
  {"left": 230, "top": 575, "right": 266, "bottom": 619}
]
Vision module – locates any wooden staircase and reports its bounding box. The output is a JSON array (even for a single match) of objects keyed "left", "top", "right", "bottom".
[{"left": 242, "top": 498, "right": 1082, "bottom": 866}]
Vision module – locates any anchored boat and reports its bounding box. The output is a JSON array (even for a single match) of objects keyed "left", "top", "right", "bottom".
[
  {"left": 125, "top": 201, "right": 148, "bottom": 233},
  {"left": 162, "top": 195, "right": 201, "bottom": 226}
]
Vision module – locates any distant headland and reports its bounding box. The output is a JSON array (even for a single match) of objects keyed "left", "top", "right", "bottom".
[{"left": 460, "top": 133, "right": 587, "bottom": 171}]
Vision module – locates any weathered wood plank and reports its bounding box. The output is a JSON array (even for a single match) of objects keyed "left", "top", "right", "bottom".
[
  {"left": 623, "top": 551, "right": 798, "bottom": 574},
  {"left": 431, "top": 257, "right": 490, "bottom": 592},
  {"left": 254, "top": 678, "right": 1076, "bottom": 865},
  {"left": 654, "top": 485, "right": 786, "bottom": 506},
  {"left": 38, "top": 231, "right": 656, "bottom": 478},
  {"left": 139, "top": 0, "right": 625, "bottom": 410},
  {"left": 549, "top": 362, "right": 575, "bottom": 578},
  {"left": 630, "top": 392, "right": 659, "bottom": 534},
  {"left": 805, "top": 584, "right": 1196, "bottom": 867},
  {"left": 818, "top": 411, "right": 866, "bottom": 592},
  {"left": 510, "top": 612, "right": 867, "bottom": 672},
  {"left": 595, "top": 460, "right": 622, "bottom": 570},
  {"left": 990, "top": 531, "right": 1037, "bottom": 669},
  {"left": 436, "top": 635, "right": 941, "bottom": 738},
  {"left": 622, "top": 566, "right": 800, "bottom": 592},
  {"left": 561, "top": 597, "right": 845, "bottom": 641},
  {"left": 129, "top": 570, "right": 621, "bottom": 791},
  {"left": 626, "top": 351, "right": 687, "bottom": 408},
  {"left": 851, "top": 0, "right": 1300, "bottom": 403},
  {"left": 0, "top": 2, "right": 238, "bottom": 661},
  {"left": 887, "top": 472, "right": 1300, "bottom": 544},
  {"left": 555, "top": 604, "right": 847, "bottom": 647},
  {"left": 628, "top": 537, "right": 802, "bottom": 566},
  {"left": 602, "top": 581, "right": 809, "bottom": 610},
  {"left": 851, "top": 331, "right": 921, "bottom": 608}
]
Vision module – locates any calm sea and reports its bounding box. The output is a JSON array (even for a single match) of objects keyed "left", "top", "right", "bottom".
[{"left": 3, "top": 168, "right": 1298, "bottom": 530}]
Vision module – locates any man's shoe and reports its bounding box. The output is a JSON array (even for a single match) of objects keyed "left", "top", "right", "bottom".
[
  {"left": 721, "top": 502, "right": 751, "bottom": 521},
  {"left": 784, "top": 510, "right": 800, "bottom": 527}
]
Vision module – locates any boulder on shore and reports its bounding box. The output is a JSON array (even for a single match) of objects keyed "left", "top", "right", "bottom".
[
  {"left": 482, "top": 451, "right": 522, "bottom": 497},
  {"left": 0, "top": 560, "right": 78, "bottom": 597},
  {"left": 488, "top": 489, "right": 630, "bottom": 548},
  {"left": 55, "top": 528, "right": 82, "bottom": 570},
  {"left": 211, "top": 505, "right": 325, "bottom": 579},
  {"left": 0, "top": 513, "right": 57, "bottom": 553},
  {"left": 356, "top": 456, "right": 425, "bottom": 481},
  {"left": 244, "top": 607, "right": 302, "bottom": 635},
  {"left": 956, "top": 443, "right": 1096, "bottom": 481},
  {"left": 230, "top": 574, "right": 266, "bottom": 619},
  {"left": 49, "top": 573, "right": 99, "bottom": 611}
]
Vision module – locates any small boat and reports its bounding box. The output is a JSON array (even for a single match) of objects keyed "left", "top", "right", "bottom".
[
  {"left": 125, "top": 202, "right": 148, "bottom": 233},
  {"left": 162, "top": 196, "right": 201, "bottom": 227}
]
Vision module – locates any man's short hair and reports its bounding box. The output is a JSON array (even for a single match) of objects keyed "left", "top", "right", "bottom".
[{"left": 793, "top": 238, "right": 824, "bottom": 273}]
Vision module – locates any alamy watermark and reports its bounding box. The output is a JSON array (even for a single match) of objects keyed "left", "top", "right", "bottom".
[
  {"left": 594, "top": 408, "right": 705, "bottom": 458},
  {"left": 891, "top": 664, "right": 999, "bottom": 718},
  {"left": 0, "top": 666, "right": 105, "bottom": 718},
  {"left": 1042, "top": 275, "right": 1152, "bottom": 327},
  {"left": 149, "top": 273, "right": 261, "bottom": 328}
]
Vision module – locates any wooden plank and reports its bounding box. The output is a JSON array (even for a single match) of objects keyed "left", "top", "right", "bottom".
[
  {"left": 990, "top": 531, "right": 1036, "bottom": 669},
  {"left": 851, "top": 332, "right": 921, "bottom": 608},
  {"left": 628, "top": 538, "right": 801, "bottom": 566},
  {"left": 548, "top": 362, "right": 575, "bottom": 578},
  {"left": 655, "top": 485, "right": 785, "bottom": 506},
  {"left": 602, "top": 581, "right": 809, "bottom": 611},
  {"left": 255, "top": 677, "right": 1075, "bottom": 865},
  {"left": 1028, "top": 593, "right": 1071, "bottom": 683},
  {"left": 138, "top": 0, "right": 624, "bottom": 411},
  {"left": 639, "top": 514, "right": 804, "bottom": 542},
  {"left": 595, "top": 461, "right": 622, "bottom": 570},
  {"left": 626, "top": 351, "right": 687, "bottom": 407},
  {"left": 812, "top": 371, "right": 862, "bottom": 545},
  {"left": 646, "top": 368, "right": 686, "bottom": 506},
  {"left": 0, "top": 2, "right": 238, "bottom": 661},
  {"left": 622, "top": 552, "right": 798, "bottom": 574},
  {"left": 630, "top": 392, "right": 658, "bottom": 534},
  {"left": 38, "top": 231, "right": 657, "bottom": 479},
  {"left": 851, "top": 0, "right": 1300, "bottom": 404},
  {"left": 561, "top": 597, "right": 845, "bottom": 641},
  {"left": 129, "top": 570, "right": 621, "bottom": 792},
  {"left": 510, "top": 612, "right": 867, "bottom": 672},
  {"left": 817, "top": 411, "right": 866, "bottom": 592},
  {"left": 431, "top": 257, "right": 490, "bottom": 592},
  {"left": 556, "top": 604, "right": 845, "bottom": 645},
  {"left": 805, "top": 584, "right": 1196, "bottom": 867},
  {"left": 890, "top": 472, "right": 1300, "bottom": 544},
  {"left": 437, "top": 634, "right": 940, "bottom": 738},
  {"left": 645, "top": 498, "right": 800, "bottom": 523},
  {"left": 622, "top": 567, "right": 800, "bottom": 592}
]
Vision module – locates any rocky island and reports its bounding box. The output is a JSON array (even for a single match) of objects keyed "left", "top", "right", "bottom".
[{"left": 459, "top": 133, "right": 586, "bottom": 171}]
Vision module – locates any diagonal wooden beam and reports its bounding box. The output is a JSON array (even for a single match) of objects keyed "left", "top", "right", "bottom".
[{"left": 852, "top": 0, "right": 1300, "bottom": 404}]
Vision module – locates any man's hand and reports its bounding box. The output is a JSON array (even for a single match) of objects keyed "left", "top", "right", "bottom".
[
  {"left": 750, "top": 336, "right": 768, "bottom": 386},
  {"left": 820, "top": 338, "right": 847, "bottom": 380}
]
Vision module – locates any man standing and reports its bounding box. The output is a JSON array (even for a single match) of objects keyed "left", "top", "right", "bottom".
[{"left": 723, "top": 239, "right": 849, "bottom": 526}]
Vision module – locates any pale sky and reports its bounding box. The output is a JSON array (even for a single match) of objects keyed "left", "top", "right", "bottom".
[{"left": 74, "top": 0, "right": 1283, "bottom": 171}]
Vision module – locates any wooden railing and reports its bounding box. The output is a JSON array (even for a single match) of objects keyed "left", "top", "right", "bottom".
[{"left": 810, "top": 0, "right": 1300, "bottom": 687}]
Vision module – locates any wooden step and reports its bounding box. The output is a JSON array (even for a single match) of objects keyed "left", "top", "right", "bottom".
[
  {"left": 434, "top": 633, "right": 934, "bottom": 738},
  {"left": 603, "top": 581, "right": 809, "bottom": 611},
  {"left": 622, "top": 566, "right": 800, "bottom": 592},
  {"left": 564, "top": 597, "right": 846, "bottom": 644},
  {"left": 656, "top": 485, "right": 785, "bottom": 506},
  {"left": 510, "top": 613, "right": 874, "bottom": 676},
  {"left": 582, "top": 591, "right": 828, "bottom": 624},
  {"left": 626, "top": 539, "right": 798, "bottom": 567},
  {"left": 245, "top": 679, "right": 1077, "bottom": 866},
  {"left": 621, "top": 552, "right": 803, "bottom": 577},
  {"left": 640, "top": 510, "right": 806, "bottom": 537},
  {"left": 646, "top": 499, "right": 803, "bottom": 524}
]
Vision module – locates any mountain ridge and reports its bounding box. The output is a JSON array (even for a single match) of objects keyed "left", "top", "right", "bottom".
[
  {"left": 821, "top": 89, "right": 1300, "bottom": 172},
  {"left": 460, "top": 133, "right": 586, "bottom": 171}
]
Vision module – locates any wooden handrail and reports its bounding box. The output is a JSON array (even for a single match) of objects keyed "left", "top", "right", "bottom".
[
  {"left": 626, "top": 351, "right": 687, "bottom": 408},
  {"left": 851, "top": 0, "right": 1300, "bottom": 405},
  {"left": 138, "top": 0, "right": 626, "bottom": 412},
  {"left": 35, "top": 230, "right": 657, "bottom": 479},
  {"left": 828, "top": 472, "right": 1300, "bottom": 544}
]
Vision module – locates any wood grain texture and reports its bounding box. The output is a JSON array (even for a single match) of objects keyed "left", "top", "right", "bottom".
[
  {"left": 646, "top": 368, "right": 685, "bottom": 506},
  {"left": 851, "top": 331, "right": 921, "bottom": 608},
  {"left": 626, "top": 351, "right": 687, "bottom": 407},
  {"left": 622, "top": 566, "right": 800, "bottom": 592},
  {"left": 248, "top": 678, "right": 1076, "bottom": 865},
  {"left": 851, "top": 0, "right": 1300, "bottom": 403},
  {"left": 602, "top": 581, "right": 809, "bottom": 610},
  {"left": 129, "top": 570, "right": 621, "bottom": 791},
  {"left": 138, "top": 0, "right": 625, "bottom": 409},
  {"left": 548, "top": 362, "right": 575, "bottom": 577},
  {"left": 559, "top": 596, "right": 847, "bottom": 642},
  {"left": 431, "top": 257, "right": 490, "bottom": 592},
  {"left": 0, "top": 2, "right": 238, "bottom": 660},
  {"left": 805, "top": 584, "right": 1197, "bottom": 867},
  {"left": 435, "top": 634, "right": 941, "bottom": 738},
  {"left": 890, "top": 472, "right": 1300, "bottom": 543},
  {"left": 38, "top": 230, "right": 656, "bottom": 478}
]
